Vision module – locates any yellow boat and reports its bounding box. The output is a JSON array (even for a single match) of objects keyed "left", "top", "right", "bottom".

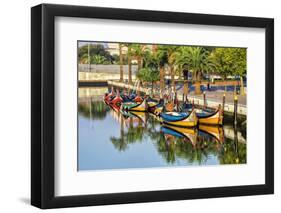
[
  {"left": 154, "top": 106, "right": 163, "bottom": 115},
  {"left": 122, "top": 100, "right": 148, "bottom": 112},
  {"left": 147, "top": 100, "right": 164, "bottom": 115},
  {"left": 160, "top": 109, "right": 198, "bottom": 127},
  {"left": 196, "top": 108, "right": 223, "bottom": 125},
  {"left": 147, "top": 101, "right": 157, "bottom": 107}
]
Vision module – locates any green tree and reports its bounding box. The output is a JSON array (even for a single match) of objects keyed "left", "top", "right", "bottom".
[
  {"left": 130, "top": 44, "right": 148, "bottom": 71},
  {"left": 91, "top": 55, "right": 107, "bottom": 64},
  {"left": 125, "top": 44, "right": 134, "bottom": 84},
  {"left": 210, "top": 48, "right": 246, "bottom": 95},
  {"left": 157, "top": 45, "right": 179, "bottom": 91},
  {"left": 137, "top": 67, "right": 160, "bottom": 95},
  {"left": 111, "top": 54, "right": 120, "bottom": 64},
  {"left": 78, "top": 43, "right": 114, "bottom": 64},
  {"left": 209, "top": 48, "right": 232, "bottom": 91},
  {"left": 155, "top": 45, "right": 169, "bottom": 94},
  {"left": 119, "top": 43, "right": 124, "bottom": 82},
  {"left": 141, "top": 50, "right": 161, "bottom": 95},
  {"left": 175, "top": 47, "right": 214, "bottom": 94}
]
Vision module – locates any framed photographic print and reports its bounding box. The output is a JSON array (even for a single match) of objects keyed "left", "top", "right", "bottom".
[{"left": 31, "top": 3, "right": 274, "bottom": 209}]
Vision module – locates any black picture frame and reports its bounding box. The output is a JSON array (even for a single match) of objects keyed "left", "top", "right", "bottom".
[{"left": 31, "top": 3, "right": 274, "bottom": 209}]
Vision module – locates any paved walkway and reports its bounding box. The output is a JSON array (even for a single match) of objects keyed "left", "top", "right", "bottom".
[{"left": 180, "top": 90, "right": 246, "bottom": 106}]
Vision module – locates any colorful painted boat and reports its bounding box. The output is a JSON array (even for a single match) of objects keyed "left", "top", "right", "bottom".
[
  {"left": 196, "top": 108, "right": 223, "bottom": 125},
  {"left": 109, "top": 90, "right": 123, "bottom": 105},
  {"left": 121, "top": 99, "right": 148, "bottom": 112},
  {"left": 148, "top": 99, "right": 164, "bottom": 115},
  {"left": 153, "top": 105, "right": 164, "bottom": 115},
  {"left": 134, "top": 95, "right": 143, "bottom": 103},
  {"left": 147, "top": 99, "right": 158, "bottom": 107},
  {"left": 160, "top": 109, "right": 198, "bottom": 127},
  {"left": 164, "top": 102, "right": 175, "bottom": 112},
  {"left": 104, "top": 87, "right": 115, "bottom": 102},
  {"left": 121, "top": 94, "right": 135, "bottom": 103}
]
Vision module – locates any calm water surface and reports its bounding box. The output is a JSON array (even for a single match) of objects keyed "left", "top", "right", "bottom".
[{"left": 78, "top": 87, "right": 246, "bottom": 171}]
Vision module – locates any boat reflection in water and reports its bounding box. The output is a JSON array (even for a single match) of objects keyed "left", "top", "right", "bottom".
[{"left": 78, "top": 87, "right": 246, "bottom": 171}]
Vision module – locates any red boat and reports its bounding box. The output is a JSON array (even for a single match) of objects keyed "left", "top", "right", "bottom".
[
  {"left": 104, "top": 87, "right": 115, "bottom": 102},
  {"left": 110, "top": 90, "right": 123, "bottom": 105},
  {"left": 134, "top": 91, "right": 143, "bottom": 103}
]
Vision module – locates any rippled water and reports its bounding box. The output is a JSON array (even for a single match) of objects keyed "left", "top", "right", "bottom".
[{"left": 78, "top": 87, "right": 246, "bottom": 171}]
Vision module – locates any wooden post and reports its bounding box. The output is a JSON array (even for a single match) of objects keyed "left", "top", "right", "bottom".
[
  {"left": 222, "top": 93, "right": 226, "bottom": 113},
  {"left": 240, "top": 76, "right": 245, "bottom": 96},
  {"left": 160, "top": 67, "right": 165, "bottom": 92},
  {"left": 234, "top": 122, "right": 239, "bottom": 163},
  {"left": 192, "top": 99, "right": 195, "bottom": 110},
  {"left": 203, "top": 91, "right": 206, "bottom": 109},
  {"left": 234, "top": 95, "right": 238, "bottom": 125},
  {"left": 174, "top": 91, "right": 179, "bottom": 111},
  {"left": 127, "top": 86, "right": 130, "bottom": 96},
  {"left": 128, "top": 56, "right": 132, "bottom": 84},
  {"left": 183, "top": 69, "right": 189, "bottom": 102}
]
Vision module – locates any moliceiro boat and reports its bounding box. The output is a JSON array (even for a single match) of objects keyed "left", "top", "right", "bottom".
[
  {"left": 121, "top": 99, "right": 148, "bottom": 112},
  {"left": 147, "top": 99, "right": 164, "bottom": 115},
  {"left": 104, "top": 86, "right": 115, "bottom": 102},
  {"left": 196, "top": 106, "right": 223, "bottom": 125},
  {"left": 160, "top": 109, "right": 198, "bottom": 127}
]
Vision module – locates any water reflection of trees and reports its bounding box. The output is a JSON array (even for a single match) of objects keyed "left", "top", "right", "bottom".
[
  {"left": 218, "top": 126, "right": 247, "bottom": 164},
  {"left": 108, "top": 108, "right": 246, "bottom": 166},
  {"left": 110, "top": 116, "right": 147, "bottom": 152},
  {"left": 78, "top": 100, "right": 109, "bottom": 120}
]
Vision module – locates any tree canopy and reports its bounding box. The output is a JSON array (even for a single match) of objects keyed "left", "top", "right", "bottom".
[
  {"left": 210, "top": 48, "right": 246, "bottom": 78},
  {"left": 78, "top": 44, "right": 114, "bottom": 64}
]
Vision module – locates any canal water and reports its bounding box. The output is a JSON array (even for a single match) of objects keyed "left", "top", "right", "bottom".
[{"left": 78, "top": 87, "right": 246, "bottom": 171}]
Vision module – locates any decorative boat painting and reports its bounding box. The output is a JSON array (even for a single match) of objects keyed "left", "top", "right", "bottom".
[
  {"left": 78, "top": 41, "right": 247, "bottom": 171},
  {"left": 160, "top": 110, "right": 198, "bottom": 127}
]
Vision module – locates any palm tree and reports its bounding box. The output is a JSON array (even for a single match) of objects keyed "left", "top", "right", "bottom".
[
  {"left": 130, "top": 44, "right": 149, "bottom": 71},
  {"left": 119, "top": 43, "right": 124, "bottom": 82},
  {"left": 176, "top": 47, "right": 213, "bottom": 94},
  {"left": 91, "top": 55, "right": 107, "bottom": 64},
  {"left": 174, "top": 49, "right": 190, "bottom": 99},
  {"left": 141, "top": 51, "right": 160, "bottom": 95},
  {"left": 156, "top": 45, "right": 180, "bottom": 91},
  {"left": 155, "top": 45, "right": 169, "bottom": 95},
  {"left": 80, "top": 53, "right": 90, "bottom": 64},
  {"left": 153, "top": 45, "right": 181, "bottom": 96},
  {"left": 167, "top": 46, "right": 180, "bottom": 91},
  {"left": 126, "top": 44, "right": 133, "bottom": 84}
]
